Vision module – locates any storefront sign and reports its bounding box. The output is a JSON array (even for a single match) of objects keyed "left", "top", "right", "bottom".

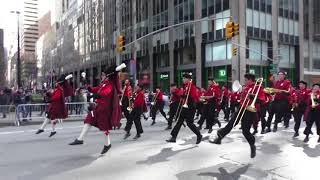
[
  {"left": 249, "top": 69, "right": 256, "bottom": 75},
  {"left": 219, "top": 69, "right": 226, "bottom": 77},
  {"left": 160, "top": 74, "right": 169, "bottom": 80}
]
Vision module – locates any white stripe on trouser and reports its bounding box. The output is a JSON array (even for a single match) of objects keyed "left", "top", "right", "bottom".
[
  {"left": 77, "top": 124, "right": 91, "bottom": 141},
  {"left": 40, "top": 118, "right": 50, "bottom": 130},
  {"left": 104, "top": 134, "right": 110, "bottom": 146}
]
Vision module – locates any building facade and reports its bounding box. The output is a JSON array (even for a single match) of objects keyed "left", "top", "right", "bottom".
[
  {"left": 0, "top": 29, "right": 6, "bottom": 87},
  {"left": 50, "top": 0, "right": 318, "bottom": 93}
]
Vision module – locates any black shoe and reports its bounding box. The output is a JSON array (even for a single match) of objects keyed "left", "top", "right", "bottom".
[
  {"left": 35, "top": 129, "right": 44, "bottom": 134},
  {"left": 285, "top": 124, "right": 289, "bottom": 128},
  {"left": 165, "top": 126, "right": 172, "bottom": 130},
  {"left": 261, "top": 129, "right": 265, "bottom": 134},
  {"left": 208, "top": 129, "right": 213, "bottom": 134},
  {"left": 303, "top": 136, "right": 309, "bottom": 143},
  {"left": 218, "top": 122, "right": 221, "bottom": 128},
  {"left": 144, "top": 117, "right": 148, "bottom": 121},
  {"left": 273, "top": 126, "right": 277, "bottom": 132},
  {"left": 209, "top": 137, "right": 221, "bottom": 144},
  {"left": 123, "top": 132, "right": 131, "bottom": 139},
  {"left": 250, "top": 145, "right": 256, "bottom": 158},
  {"left": 310, "top": 131, "right": 314, "bottom": 135},
  {"left": 266, "top": 128, "right": 271, "bottom": 133},
  {"left": 318, "top": 137, "right": 320, "bottom": 143},
  {"left": 166, "top": 137, "right": 176, "bottom": 143},
  {"left": 151, "top": 121, "right": 156, "bottom": 126},
  {"left": 100, "top": 144, "right": 112, "bottom": 155},
  {"left": 197, "top": 126, "right": 202, "bottom": 130},
  {"left": 3, "top": 115, "right": 6, "bottom": 118},
  {"left": 196, "top": 135, "right": 203, "bottom": 144},
  {"left": 117, "top": 123, "right": 122, "bottom": 130},
  {"left": 49, "top": 131, "right": 57, "bottom": 137},
  {"left": 293, "top": 132, "right": 299, "bottom": 137},
  {"left": 252, "top": 130, "right": 258, "bottom": 135},
  {"left": 133, "top": 134, "right": 141, "bottom": 140},
  {"left": 69, "top": 139, "right": 84, "bottom": 145}
]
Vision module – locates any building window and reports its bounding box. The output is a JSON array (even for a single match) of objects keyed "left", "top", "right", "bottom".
[
  {"left": 205, "top": 41, "right": 231, "bottom": 62},
  {"left": 248, "top": 39, "right": 269, "bottom": 60}
]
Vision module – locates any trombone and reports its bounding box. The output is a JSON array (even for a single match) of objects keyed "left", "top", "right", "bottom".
[
  {"left": 311, "top": 92, "right": 319, "bottom": 109},
  {"left": 232, "top": 78, "right": 264, "bottom": 128},
  {"left": 119, "top": 85, "right": 127, "bottom": 106},
  {"left": 182, "top": 80, "right": 192, "bottom": 108},
  {"left": 127, "top": 91, "right": 136, "bottom": 113},
  {"left": 151, "top": 91, "right": 159, "bottom": 106}
]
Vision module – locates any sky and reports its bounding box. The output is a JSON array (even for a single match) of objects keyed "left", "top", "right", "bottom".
[{"left": 0, "top": 0, "right": 51, "bottom": 55}]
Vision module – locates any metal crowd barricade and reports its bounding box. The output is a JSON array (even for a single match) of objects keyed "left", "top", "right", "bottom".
[
  {"left": 0, "top": 105, "right": 16, "bottom": 126},
  {"left": 15, "top": 102, "right": 90, "bottom": 127}
]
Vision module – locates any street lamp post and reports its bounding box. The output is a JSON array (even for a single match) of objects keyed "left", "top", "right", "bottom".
[{"left": 11, "top": 11, "right": 21, "bottom": 88}]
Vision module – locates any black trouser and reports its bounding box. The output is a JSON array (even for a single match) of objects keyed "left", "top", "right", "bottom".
[
  {"left": 151, "top": 102, "right": 167, "bottom": 121},
  {"left": 170, "top": 105, "right": 201, "bottom": 138},
  {"left": 121, "top": 97, "right": 130, "bottom": 120},
  {"left": 221, "top": 98, "right": 230, "bottom": 120},
  {"left": 217, "top": 108, "right": 256, "bottom": 146},
  {"left": 198, "top": 102, "right": 219, "bottom": 129},
  {"left": 124, "top": 107, "right": 143, "bottom": 135},
  {"left": 266, "top": 102, "right": 275, "bottom": 129},
  {"left": 303, "top": 109, "right": 320, "bottom": 136},
  {"left": 230, "top": 102, "right": 240, "bottom": 117},
  {"left": 259, "top": 106, "right": 267, "bottom": 131},
  {"left": 293, "top": 103, "right": 307, "bottom": 133},
  {"left": 168, "top": 102, "right": 179, "bottom": 127},
  {"left": 274, "top": 100, "right": 290, "bottom": 127},
  {"left": 195, "top": 102, "right": 203, "bottom": 117}
]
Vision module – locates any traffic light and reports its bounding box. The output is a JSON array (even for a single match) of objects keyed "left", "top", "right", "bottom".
[
  {"left": 232, "top": 47, "right": 237, "bottom": 56},
  {"left": 117, "top": 35, "right": 126, "bottom": 53},
  {"left": 225, "top": 22, "right": 239, "bottom": 40}
]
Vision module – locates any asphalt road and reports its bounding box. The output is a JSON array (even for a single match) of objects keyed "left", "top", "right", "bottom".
[{"left": 0, "top": 114, "right": 319, "bottom": 180}]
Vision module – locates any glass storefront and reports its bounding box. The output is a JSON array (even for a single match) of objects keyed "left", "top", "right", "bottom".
[{"left": 156, "top": 72, "right": 170, "bottom": 94}]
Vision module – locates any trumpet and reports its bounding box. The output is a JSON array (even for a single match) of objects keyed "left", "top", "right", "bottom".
[
  {"left": 311, "top": 93, "right": 319, "bottom": 109},
  {"left": 264, "top": 87, "right": 290, "bottom": 94},
  {"left": 182, "top": 80, "right": 192, "bottom": 108},
  {"left": 232, "top": 78, "right": 263, "bottom": 128}
]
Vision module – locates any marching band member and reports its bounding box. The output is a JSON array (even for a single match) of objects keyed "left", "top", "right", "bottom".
[
  {"left": 166, "top": 73, "right": 203, "bottom": 144},
  {"left": 220, "top": 85, "right": 231, "bottom": 122},
  {"left": 272, "top": 71, "right": 292, "bottom": 132},
  {"left": 69, "top": 64, "right": 124, "bottom": 155},
  {"left": 124, "top": 84, "right": 146, "bottom": 140},
  {"left": 165, "top": 84, "right": 182, "bottom": 130},
  {"left": 292, "top": 81, "right": 310, "bottom": 137},
  {"left": 229, "top": 91, "right": 241, "bottom": 118},
  {"left": 150, "top": 87, "right": 168, "bottom": 126},
  {"left": 302, "top": 83, "right": 320, "bottom": 143},
  {"left": 121, "top": 79, "right": 133, "bottom": 121},
  {"left": 197, "top": 78, "right": 221, "bottom": 133},
  {"left": 35, "top": 76, "right": 68, "bottom": 137},
  {"left": 210, "top": 74, "right": 266, "bottom": 158}
]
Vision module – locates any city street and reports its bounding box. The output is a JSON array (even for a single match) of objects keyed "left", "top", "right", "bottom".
[{"left": 0, "top": 114, "right": 320, "bottom": 180}]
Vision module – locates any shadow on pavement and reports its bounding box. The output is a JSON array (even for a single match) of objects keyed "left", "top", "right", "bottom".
[
  {"left": 289, "top": 139, "right": 320, "bottom": 157},
  {"left": 176, "top": 162, "right": 271, "bottom": 180},
  {"left": 136, "top": 146, "right": 197, "bottom": 165}
]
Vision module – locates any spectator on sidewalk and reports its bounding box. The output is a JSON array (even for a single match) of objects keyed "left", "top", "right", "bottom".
[{"left": 0, "top": 88, "right": 11, "bottom": 118}]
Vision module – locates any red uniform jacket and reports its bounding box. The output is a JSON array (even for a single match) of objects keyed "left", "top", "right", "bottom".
[
  {"left": 48, "top": 84, "right": 68, "bottom": 120},
  {"left": 63, "top": 81, "right": 75, "bottom": 98},
  {"left": 274, "top": 80, "right": 291, "bottom": 101},
  {"left": 85, "top": 79, "right": 121, "bottom": 132},
  {"left": 303, "top": 90, "right": 320, "bottom": 121},
  {"left": 230, "top": 91, "right": 241, "bottom": 104},
  {"left": 123, "top": 84, "right": 133, "bottom": 98},
  {"left": 296, "top": 88, "right": 311, "bottom": 105},
  {"left": 206, "top": 84, "right": 220, "bottom": 103},
  {"left": 134, "top": 89, "right": 147, "bottom": 112},
  {"left": 182, "top": 82, "right": 199, "bottom": 105},
  {"left": 156, "top": 91, "right": 164, "bottom": 103},
  {"left": 171, "top": 88, "right": 182, "bottom": 104},
  {"left": 240, "top": 83, "right": 266, "bottom": 113}
]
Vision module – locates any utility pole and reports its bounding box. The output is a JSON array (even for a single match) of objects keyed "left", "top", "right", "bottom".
[{"left": 11, "top": 11, "right": 21, "bottom": 88}]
